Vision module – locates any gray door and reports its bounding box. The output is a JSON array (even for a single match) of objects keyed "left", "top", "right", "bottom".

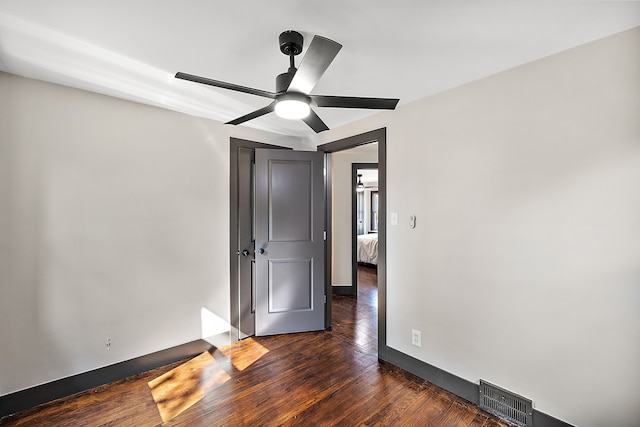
[{"left": 254, "top": 149, "right": 325, "bottom": 336}]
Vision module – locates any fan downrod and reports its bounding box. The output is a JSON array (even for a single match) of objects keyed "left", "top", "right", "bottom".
[{"left": 277, "top": 31, "right": 304, "bottom": 93}]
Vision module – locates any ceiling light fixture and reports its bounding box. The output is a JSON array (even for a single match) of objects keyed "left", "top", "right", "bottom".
[
  {"left": 275, "top": 92, "right": 311, "bottom": 120},
  {"left": 356, "top": 174, "right": 365, "bottom": 192}
]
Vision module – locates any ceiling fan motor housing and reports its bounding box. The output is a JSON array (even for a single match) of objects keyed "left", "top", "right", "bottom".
[{"left": 279, "top": 30, "right": 304, "bottom": 56}]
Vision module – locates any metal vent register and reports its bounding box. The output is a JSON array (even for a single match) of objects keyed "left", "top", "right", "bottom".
[{"left": 479, "top": 380, "right": 533, "bottom": 427}]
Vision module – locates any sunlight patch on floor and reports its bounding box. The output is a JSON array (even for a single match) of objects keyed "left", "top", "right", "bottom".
[
  {"left": 218, "top": 337, "right": 270, "bottom": 371},
  {"left": 148, "top": 351, "right": 230, "bottom": 422}
]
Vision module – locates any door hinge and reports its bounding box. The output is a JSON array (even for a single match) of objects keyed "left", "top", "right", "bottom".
[
  {"left": 324, "top": 295, "right": 327, "bottom": 304},
  {"left": 323, "top": 231, "right": 327, "bottom": 240},
  {"left": 323, "top": 167, "right": 326, "bottom": 176}
]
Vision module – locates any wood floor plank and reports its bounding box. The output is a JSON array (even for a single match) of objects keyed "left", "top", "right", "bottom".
[{"left": 1, "top": 266, "right": 513, "bottom": 427}]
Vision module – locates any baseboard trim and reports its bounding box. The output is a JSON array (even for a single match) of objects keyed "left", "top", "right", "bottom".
[
  {"left": 533, "top": 410, "right": 574, "bottom": 427},
  {"left": 0, "top": 339, "right": 212, "bottom": 418},
  {"left": 382, "top": 346, "right": 479, "bottom": 404},
  {"left": 331, "top": 286, "right": 356, "bottom": 296},
  {"left": 379, "top": 345, "right": 573, "bottom": 427}
]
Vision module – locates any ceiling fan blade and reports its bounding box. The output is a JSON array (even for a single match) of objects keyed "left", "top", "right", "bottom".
[
  {"left": 287, "top": 36, "right": 342, "bottom": 95},
  {"left": 175, "top": 72, "right": 276, "bottom": 99},
  {"left": 311, "top": 95, "right": 399, "bottom": 110},
  {"left": 302, "top": 109, "right": 329, "bottom": 133},
  {"left": 226, "top": 101, "right": 276, "bottom": 125}
]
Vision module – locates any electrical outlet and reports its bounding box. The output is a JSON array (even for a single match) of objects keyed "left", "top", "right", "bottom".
[{"left": 411, "top": 329, "right": 422, "bottom": 347}]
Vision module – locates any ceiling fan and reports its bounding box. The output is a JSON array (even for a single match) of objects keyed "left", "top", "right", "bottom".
[
  {"left": 175, "top": 30, "right": 399, "bottom": 133},
  {"left": 356, "top": 174, "right": 377, "bottom": 192}
]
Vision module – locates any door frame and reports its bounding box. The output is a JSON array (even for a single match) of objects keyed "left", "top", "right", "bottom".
[
  {"left": 317, "top": 128, "right": 387, "bottom": 359},
  {"left": 229, "top": 137, "right": 290, "bottom": 341}
]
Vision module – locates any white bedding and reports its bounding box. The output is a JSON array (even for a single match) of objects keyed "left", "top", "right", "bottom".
[{"left": 357, "top": 233, "right": 378, "bottom": 265}]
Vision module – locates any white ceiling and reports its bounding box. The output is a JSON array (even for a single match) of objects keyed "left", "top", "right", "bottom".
[{"left": 1, "top": 1, "right": 639, "bottom": 141}]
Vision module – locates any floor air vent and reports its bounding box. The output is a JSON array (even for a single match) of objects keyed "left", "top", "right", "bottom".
[{"left": 479, "top": 380, "right": 533, "bottom": 427}]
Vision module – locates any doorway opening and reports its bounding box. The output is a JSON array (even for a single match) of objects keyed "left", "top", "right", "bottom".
[
  {"left": 231, "top": 139, "right": 326, "bottom": 340},
  {"left": 229, "top": 128, "right": 387, "bottom": 359},
  {"left": 317, "top": 128, "right": 388, "bottom": 358},
  {"left": 352, "top": 163, "right": 378, "bottom": 297}
]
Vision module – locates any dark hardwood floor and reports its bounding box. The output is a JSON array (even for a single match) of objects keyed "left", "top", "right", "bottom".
[{"left": 1, "top": 265, "right": 511, "bottom": 426}]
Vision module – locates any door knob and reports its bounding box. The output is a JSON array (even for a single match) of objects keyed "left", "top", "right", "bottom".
[
  {"left": 256, "top": 248, "right": 265, "bottom": 255},
  {"left": 242, "top": 249, "right": 250, "bottom": 257}
]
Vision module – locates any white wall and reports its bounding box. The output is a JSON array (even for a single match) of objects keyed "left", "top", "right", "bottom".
[
  {"left": 0, "top": 72, "right": 301, "bottom": 395},
  {"left": 331, "top": 148, "right": 377, "bottom": 286},
  {"left": 319, "top": 27, "right": 640, "bottom": 427}
]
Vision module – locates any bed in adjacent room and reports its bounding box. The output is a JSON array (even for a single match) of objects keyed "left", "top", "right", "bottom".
[{"left": 357, "top": 233, "right": 378, "bottom": 266}]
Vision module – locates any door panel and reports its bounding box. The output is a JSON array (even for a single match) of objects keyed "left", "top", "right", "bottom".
[
  {"left": 269, "top": 160, "right": 312, "bottom": 242},
  {"left": 255, "top": 149, "right": 325, "bottom": 336},
  {"left": 269, "top": 259, "right": 312, "bottom": 312}
]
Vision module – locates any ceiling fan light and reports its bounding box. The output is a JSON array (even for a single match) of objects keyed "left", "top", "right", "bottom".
[
  {"left": 356, "top": 174, "right": 365, "bottom": 192},
  {"left": 275, "top": 98, "right": 310, "bottom": 120}
]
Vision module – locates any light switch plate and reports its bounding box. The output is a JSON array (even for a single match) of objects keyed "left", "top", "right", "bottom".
[{"left": 391, "top": 212, "right": 398, "bottom": 226}]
